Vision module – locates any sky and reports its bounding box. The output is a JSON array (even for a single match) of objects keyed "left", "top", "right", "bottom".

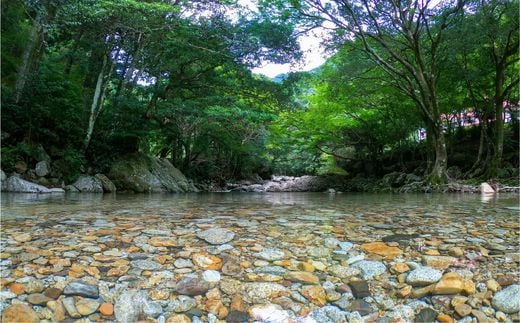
[{"left": 252, "top": 31, "right": 329, "bottom": 78}]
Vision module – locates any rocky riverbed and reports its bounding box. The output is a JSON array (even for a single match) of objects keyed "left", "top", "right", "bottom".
[{"left": 0, "top": 193, "right": 518, "bottom": 322}]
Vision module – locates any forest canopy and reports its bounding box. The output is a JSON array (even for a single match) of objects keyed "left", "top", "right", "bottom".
[{"left": 1, "top": 0, "right": 518, "bottom": 186}]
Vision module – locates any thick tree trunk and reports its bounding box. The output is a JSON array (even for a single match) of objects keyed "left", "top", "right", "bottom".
[{"left": 426, "top": 122, "right": 449, "bottom": 184}]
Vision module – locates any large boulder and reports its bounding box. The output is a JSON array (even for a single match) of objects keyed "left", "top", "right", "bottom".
[
  {"left": 264, "top": 175, "right": 330, "bottom": 192},
  {"left": 1, "top": 169, "right": 6, "bottom": 191},
  {"left": 95, "top": 173, "right": 116, "bottom": 192},
  {"left": 71, "top": 175, "right": 104, "bottom": 193},
  {"left": 4, "top": 176, "right": 51, "bottom": 193},
  {"left": 35, "top": 160, "right": 51, "bottom": 177},
  {"left": 108, "top": 153, "right": 196, "bottom": 193}
]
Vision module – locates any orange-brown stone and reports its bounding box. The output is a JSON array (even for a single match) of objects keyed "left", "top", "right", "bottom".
[
  {"left": 192, "top": 253, "right": 223, "bottom": 270},
  {"left": 360, "top": 242, "right": 403, "bottom": 260},
  {"left": 99, "top": 303, "right": 114, "bottom": 316}
]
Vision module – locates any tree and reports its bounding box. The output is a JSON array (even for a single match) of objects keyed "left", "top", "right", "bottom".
[{"left": 263, "top": 0, "right": 466, "bottom": 183}]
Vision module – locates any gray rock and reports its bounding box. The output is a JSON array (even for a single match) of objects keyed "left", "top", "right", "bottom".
[
  {"left": 254, "top": 266, "right": 288, "bottom": 276},
  {"left": 115, "top": 290, "right": 146, "bottom": 322},
  {"left": 492, "top": 284, "right": 520, "bottom": 314},
  {"left": 143, "top": 299, "right": 162, "bottom": 318},
  {"left": 174, "top": 259, "right": 194, "bottom": 268},
  {"left": 243, "top": 282, "right": 288, "bottom": 303},
  {"left": 64, "top": 185, "right": 80, "bottom": 192},
  {"left": 202, "top": 270, "right": 221, "bottom": 283},
  {"left": 63, "top": 281, "right": 99, "bottom": 298},
  {"left": 308, "top": 305, "right": 349, "bottom": 323},
  {"left": 49, "top": 188, "right": 65, "bottom": 193},
  {"left": 380, "top": 305, "right": 415, "bottom": 322},
  {"left": 94, "top": 173, "right": 116, "bottom": 192},
  {"left": 351, "top": 260, "right": 386, "bottom": 280},
  {"left": 63, "top": 297, "right": 81, "bottom": 318},
  {"left": 35, "top": 161, "right": 51, "bottom": 177},
  {"left": 196, "top": 228, "right": 235, "bottom": 245},
  {"left": 1, "top": 170, "right": 6, "bottom": 191},
  {"left": 131, "top": 259, "right": 161, "bottom": 271},
  {"left": 328, "top": 265, "right": 361, "bottom": 279},
  {"left": 406, "top": 266, "right": 443, "bottom": 286},
  {"left": 108, "top": 153, "right": 196, "bottom": 193},
  {"left": 72, "top": 175, "right": 103, "bottom": 193},
  {"left": 175, "top": 276, "right": 210, "bottom": 296},
  {"left": 254, "top": 248, "right": 285, "bottom": 261},
  {"left": 4, "top": 176, "right": 51, "bottom": 193},
  {"left": 169, "top": 295, "right": 196, "bottom": 313}
]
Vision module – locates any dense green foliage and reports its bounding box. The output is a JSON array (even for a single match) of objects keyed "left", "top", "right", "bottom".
[{"left": 1, "top": 0, "right": 518, "bottom": 185}]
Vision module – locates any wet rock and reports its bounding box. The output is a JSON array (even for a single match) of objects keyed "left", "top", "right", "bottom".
[
  {"left": 131, "top": 259, "right": 162, "bottom": 271},
  {"left": 166, "top": 314, "right": 191, "bottom": 323},
  {"left": 63, "top": 297, "right": 82, "bottom": 318},
  {"left": 170, "top": 295, "right": 196, "bottom": 312},
  {"left": 328, "top": 265, "right": 361, "bottom": 279},
  {"left": 301, "top": 285, "right": 327, "bottom": 306},
  {"left": 75, "top": 297, "right": 100, "bottom": 316},
  {"left": 64, "top": 281, "right": 99, "bottom": 298},
  {"left": 174, "top": 258, "right": 194, "bottom": 268},
  {"left": 24, "top": 278, "right": 45, "bottom": 294},
  {"left": 360, "top": 242, "right": 403, "bottom": 260},
  {"left": 243, "top": 282, "right": 288, "bottom": 303},
  {"left": 284, "top": 271, "right": 319, "bottom": 284},
  {"left": 249, "top": 304, "right": 293, "bottom": 322},
  {"left": 35, "top": 161, "right": 51, "bottom": 177},
  {"left": 406, "top": 266, "right": 443, "bottom": 286},
  {"left": 226, "top": 310, "right": 249, "bottom": 322},
  {"left": 349, "top": 280, "right": 371, "bottom": 298},
  {"left": 192, "top": 253, "right": 223, "bottom": 270},
  {"left": 5, "top": 176, "right": 51, "bottom": 193},
  {"left": 492, "top": 284, "right": 520, "bottom": 314},
  {"left": 175, "top": 276, "right": 210, "bottom": 296},
  {"left": 455, "top": 303, "right": 472, "bottom": 317},
  {"left": 254, "top": 248, "right": 285, "bottom": 261},
  {"left": 99, "top": 303, "right": 114, "bottom": 316},
  {"left": 47, "top": 300, "right": 66, "bottom": 321},
  {"left": 1, "top": 303, "right": 39, "bottom": 323},
  {"left": 197, "top": 227, "right": 235, "bottom": 244},
  {"left": 416, "top": 308, "right": 438, "bottom": 322},
  {"left": 351, "top": 260, "right": 386, "bottom": 280},
  {"left": 254, "top": 266, "right": 288, "bottom": 276},
  {"left": 72, "top": 175, "right": 104, "bottom": 193},
  {"left": 307, "top": 305, "right": 349, "bottom": 322},
  {"left": 108, "top": 153, "right": 195, "bottom": 193},
  {"left": 422, "top": 255, "right": 456, "bottom": 270},
  {"left": 433, "top": 272, "right": 475, "bottom": 295},
  {"left": 348, "top": 299, "right": 374, "bottom": 316},
  {"left": 27, "top": 293, "right": 53, "bottom": 305},
  {"left": 202, "top": 270, "right": 221, "bottom": 283},
  {"left": 43, "top": 287, "right": 62, "bottom": 299},
  {"left": 95, "top": 173, "right": 116, "bottom": 192}
]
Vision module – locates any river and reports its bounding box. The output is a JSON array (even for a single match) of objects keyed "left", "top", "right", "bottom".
[{"left": 0, "top": 192, "right": 518, "bottom": 322}]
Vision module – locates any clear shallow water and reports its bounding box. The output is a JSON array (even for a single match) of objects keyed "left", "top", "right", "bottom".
[
  {"left": 0, "top": 192, "right": 519, "bottom": 322},
  {"left": 1, "top": 192, "right": 518, "bottom": 220}
]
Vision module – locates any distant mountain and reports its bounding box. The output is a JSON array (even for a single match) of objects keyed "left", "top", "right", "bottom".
[{"left": 271, "top": 73, "right": 288, "bottom": 83}]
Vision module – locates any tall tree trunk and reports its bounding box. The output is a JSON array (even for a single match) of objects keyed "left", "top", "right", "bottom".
[
  {"left": 83, "top": 54, "right": 112, "bottom": 152},
  {"left": 485, "top": 66, "right": 506, "bottom": 179},
  {"left": 14, "top": 12, "right": 43, "bottom": 103},
  {"left": 467, "top": 117, "right": 490, "bottom": 177}
]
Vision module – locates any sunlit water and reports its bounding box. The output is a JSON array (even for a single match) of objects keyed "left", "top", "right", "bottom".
[{"left": 1, "top": 192, "right": 518, "bottom": 220}]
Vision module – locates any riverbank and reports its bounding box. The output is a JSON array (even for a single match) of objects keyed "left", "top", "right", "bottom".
[
  {"left": 219, "top": 174, "right": 520, "bottom": 194},
  {"left": 0, "top": 193, "right": 518, "bottom": 322}
]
